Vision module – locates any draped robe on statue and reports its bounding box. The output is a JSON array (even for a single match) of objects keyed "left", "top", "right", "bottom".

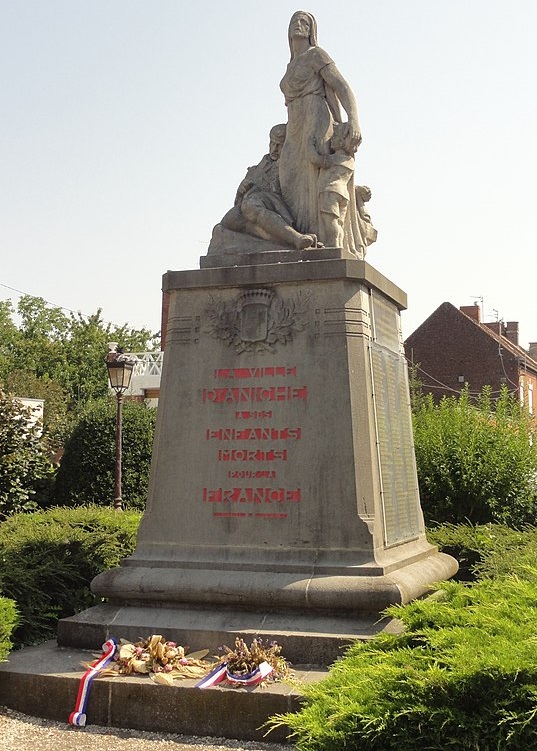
[{"left": 279, "top": 46, "right": 364, "bottom": 257}]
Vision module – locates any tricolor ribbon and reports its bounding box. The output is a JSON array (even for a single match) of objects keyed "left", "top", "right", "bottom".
[
  {"left": 197, "top": 660, "right": 273, "bottom": 688},
  {"left": 69, "top": 637, "right": 118, "bottom": 727},
  {"left": 196, "top": 662, "right": 228, "bottom": 688}
]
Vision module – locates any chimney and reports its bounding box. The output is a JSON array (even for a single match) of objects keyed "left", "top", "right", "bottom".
[
  {"left": 529, "top": 342, "right": 537, "bottom": 360},
  {"left": 505, "top": 321, "right": 519, "bottom": 347},
  {"left": 460, "top": 304, "right": 481, "bottom": 323},
  {"left": 484, "top": 321, "right": 502, "bottom": 337}
]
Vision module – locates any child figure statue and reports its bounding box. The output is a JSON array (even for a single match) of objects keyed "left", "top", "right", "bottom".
[{"left": 310, "top": 123, "right": 355, "bottom": 248}]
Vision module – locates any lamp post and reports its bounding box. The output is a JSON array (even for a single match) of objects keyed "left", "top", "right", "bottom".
[{"left": 105, "top": 344, "right": 136, "bottom": 511}]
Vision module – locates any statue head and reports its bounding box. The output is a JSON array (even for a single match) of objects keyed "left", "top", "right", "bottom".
[
  {"left": 269, "top": 123, "right": 287, "bottom": 160},
  {"left": 288, "top": 11, "right": 318, "bottom": 57},
  {"left": 356, "top": 185, "right": 372, "bottom": 203}
]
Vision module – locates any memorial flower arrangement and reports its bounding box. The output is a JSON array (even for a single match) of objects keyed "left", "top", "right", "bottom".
[
  {"left": 83, "top": 634, "right": 212, "bottom": 686},
  {"left": 71, "top": 634, "right": 292, "bottom": 726},
  {"left": 217, "top": 637, "right": 292, "bottom": 684},
  {"left": 81, "top": 634, "right": 291, "bottom": 687}
]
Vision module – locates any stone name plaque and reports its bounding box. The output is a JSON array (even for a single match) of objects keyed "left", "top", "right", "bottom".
[{"left": 370, "top": 343, "right": 421, "bottom": 546}]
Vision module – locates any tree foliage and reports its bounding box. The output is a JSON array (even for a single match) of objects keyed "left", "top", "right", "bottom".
[
  {"left": 0, "top": 295, "right": 159, "bottom": 516},
  {"left": 54, "top": 398, "right": 156, "bottom": 510},
  {"left": 0, "top": 295, "right": 159, "bottom": 408},
  {"left": 5, "top": 369, "right": 70, "bottom": 452},
  {"left": 412, "top": 386, "right": 537, "bottom": 527},
  {"left": 0, "top": 390, "right": 54, "bottom": 519}
]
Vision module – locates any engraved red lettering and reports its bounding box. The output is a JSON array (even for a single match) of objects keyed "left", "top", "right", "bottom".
[
  {"left": 203, "top": 488, "right": 223, "bottom": 503},
  {"left": 291, "top": 386, "right": 307, "bottom": 400}
]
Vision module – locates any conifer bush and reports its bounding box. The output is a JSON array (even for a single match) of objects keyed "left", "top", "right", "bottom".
[
  {"left": 428, "top": 522, "right": 536, "bottom": 581},
  {"left": 0, "top": 506, "right": 141, "bottom": 646},
  {"left": 273, "top": 565, "right": 537, "bottom": 751}
]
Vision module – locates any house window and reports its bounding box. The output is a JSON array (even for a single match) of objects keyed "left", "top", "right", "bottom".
[{"left": 529, "top": 382, "right": 534, "bottom": 415}]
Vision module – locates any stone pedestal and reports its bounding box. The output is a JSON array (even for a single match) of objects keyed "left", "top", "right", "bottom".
[{"left": 58, "top": 249, "right": 457, "bottom": 660}]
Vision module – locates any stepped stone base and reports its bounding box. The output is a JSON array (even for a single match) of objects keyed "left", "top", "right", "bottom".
[
  {"left": 58, "top": 604, "right": 404, "bottom": 665},
  {"left": 0, "top": 641, "right": 326, "bottom": 741}
]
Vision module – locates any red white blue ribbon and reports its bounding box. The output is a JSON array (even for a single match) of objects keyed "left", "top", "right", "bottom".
[
  {"left": 69, "top": 638, "right": 118, "bottom": 727},
  {"left": 196, "top": 662, "right": 228, "bottom": 688},
  {"left": 197, "top": 660, "right": 273, "bottom": 688}
]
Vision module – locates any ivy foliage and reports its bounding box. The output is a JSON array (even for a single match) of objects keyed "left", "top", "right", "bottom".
[
  {"left": 412, "top": 385, "right": 537, "bottom": 526},
  {"left": 54, "top": 398, "right": 156, "bottom": 510}
]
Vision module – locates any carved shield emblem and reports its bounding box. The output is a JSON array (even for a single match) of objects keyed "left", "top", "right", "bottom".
[{"left": 238, "top": 289, "right": 274, "bottom": 342}]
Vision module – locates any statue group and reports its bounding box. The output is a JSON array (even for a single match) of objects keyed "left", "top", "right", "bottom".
[{"left": 208, "top": 11, "right": 377, "bottom": 258}]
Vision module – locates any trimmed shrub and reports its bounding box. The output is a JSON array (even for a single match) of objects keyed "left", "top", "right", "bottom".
[
  {"left": 428, "top": 523, "right": 536, "bottom": 581},
  {"left": 413, "top": 386, "right": 537, "bottom": 527},
  {"left": 273, "top": 568, "right": 537, "bottom": 751},
  {"left": 54, "top": 398, "right": 156, "bottom": 510},
  {"left": 0, "top": 597, "right": 18, "bottom": 661},
  {"left": 0, "top": 506, "right": 141, "bottom": 646}
]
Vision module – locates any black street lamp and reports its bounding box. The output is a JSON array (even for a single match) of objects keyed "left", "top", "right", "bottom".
[{"left": 105, "top": 344, "right": 136, "bottom": 511}]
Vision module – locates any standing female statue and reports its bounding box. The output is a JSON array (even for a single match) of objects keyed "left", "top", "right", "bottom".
[{"left": 279, "top": 11, "right": 365, "bottom": 255}]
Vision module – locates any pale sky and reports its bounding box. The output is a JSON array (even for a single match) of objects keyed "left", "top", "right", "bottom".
[{"left": 2, "top": 1, "right": 536, "bottom": 346}]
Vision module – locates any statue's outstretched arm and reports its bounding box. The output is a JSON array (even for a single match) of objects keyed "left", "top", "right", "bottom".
[{"left": 321, "top": 63, "right": 362, "bottom": 151}]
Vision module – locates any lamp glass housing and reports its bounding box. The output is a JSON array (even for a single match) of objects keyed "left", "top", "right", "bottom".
[{"left": 106, "top": 358, "right": 135, "bottom": 393}]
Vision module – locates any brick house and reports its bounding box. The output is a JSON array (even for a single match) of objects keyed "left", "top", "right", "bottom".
[{"left": 404, "top": 302, "right": 537, "bottom": 414}]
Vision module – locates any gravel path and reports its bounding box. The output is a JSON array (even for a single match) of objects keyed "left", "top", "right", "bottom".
[{"left": 0, "top": 707, "right": 292, "bottom": 751}]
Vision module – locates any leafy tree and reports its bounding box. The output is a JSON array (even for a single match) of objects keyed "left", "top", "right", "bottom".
[
  {"left": 54, "top": 398, "right": 156, "bottom": 510},
  {"left": 60, "top": 310, "right": 158, "bottom": 404},
  {"left": 0, "top": 295, "right": 159, "bottom": 410},
  {"left": 5, "top": 369, "right": 70, "bottom": 452},
  {"left": 0, "top": 389, "right": 54, "bottom": 519},
  {"left": 413, "top": 386, "right": 537, "bottom": 526},
  {"left": 0, "top": 296, "right": 158, "bottom": 513},
  {"left": 0, "top": 300, "right": 21, "bottom": 382}
]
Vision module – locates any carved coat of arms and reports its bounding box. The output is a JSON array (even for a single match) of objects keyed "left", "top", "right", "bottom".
[{"left": 205, "top": 288, "right": 310, "bottom": 353}]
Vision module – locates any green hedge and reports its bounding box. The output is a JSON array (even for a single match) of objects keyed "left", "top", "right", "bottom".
[
  {"left": 54, "top": 398, "right": 156, "bottom": 510},
  {"left": 0, "top": 596, "right": 18, "bottom": 661},
  {"left": 0, "top": 506, "right": 141, "bottom": 646},
  {"left": 413, "top": 386, "right": 537, "bottom": 527}
]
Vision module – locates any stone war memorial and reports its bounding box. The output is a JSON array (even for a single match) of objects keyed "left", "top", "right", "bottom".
[{"left": 59, "top": 11, "right": 457, "bottom": 665}]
